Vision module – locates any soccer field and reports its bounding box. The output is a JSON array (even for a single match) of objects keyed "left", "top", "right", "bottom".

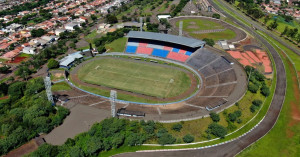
[{"left": 77, "top": 58, "right": 192, "bottom": 98}]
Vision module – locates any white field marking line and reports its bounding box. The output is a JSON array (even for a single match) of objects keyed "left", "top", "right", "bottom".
[
  {"left": 69, "top": 94, "right": 90, "bottom": 99},
  {"left": 184, "top": 103, "right": 206, "bottom": 109},
  {"left": 205, "top": 68, "right": 233, "bottom": 79},
  {"left": 156, "top": 107, "right": 162, "bottom": 115},
  {"left": 206, "top": 81, "right": 237, "bottom": 88},
  {"left": 198, "top": 57, "right": 220, "bottom": 71},
  {"left": 198, "top": 95, "right": 228, "bottom": 98},
  {"left": 123, "top": 103, "right": 130, "bottom": 108},
  {"left": 94, "top": 65, "right": 100, "bottom": 70},
  {"left": 89, "top": 100, "right": 107, "bottom": 106}
]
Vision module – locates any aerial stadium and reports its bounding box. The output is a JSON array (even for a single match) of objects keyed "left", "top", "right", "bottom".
[{"left": 66, "top": 30, "right": 247, "bottom": 121}]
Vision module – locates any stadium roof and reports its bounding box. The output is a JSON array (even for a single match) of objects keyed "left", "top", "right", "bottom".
[{"left": 126, "top": 31, "right": 205, "bottom": 48}]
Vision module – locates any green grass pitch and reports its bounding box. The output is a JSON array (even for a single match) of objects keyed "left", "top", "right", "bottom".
[{"left": 77, "top": 58, "right": 191, "bottom": 98}]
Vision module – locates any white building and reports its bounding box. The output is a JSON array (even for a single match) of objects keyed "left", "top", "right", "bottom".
[
  {"left": 23, "top": 47, "right": 36, "bottom": 55},
  {"left": 65, "top": 22, "right": 81, "bottom": 31}
]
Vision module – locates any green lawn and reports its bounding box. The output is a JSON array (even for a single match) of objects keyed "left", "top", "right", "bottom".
[
  {"left": 190, "top": 29, "right": 236, "bottom": 41},
  {"left": 51, "top": 82, "right": 72, "bottom": 91},
  {"left": 0, "top": 58, "right": 8, "bottom": 63},
  {"left": 18, "top": 53, "right": 32, "bottom": 58},
  {"left": 176, "top": 19, "right": 224, "bottom": 31},
  {"left": 175, "top": 18, "right": 236, "bottom": 41},
  {"left": 85, "top": 30, "right": 100, "bottom": 43},
  {"left": 77, "top": 58, "right": 191, "bottom": 98},
  {"left": 105, "top": 37, "right": 127, "bottom": 52}
]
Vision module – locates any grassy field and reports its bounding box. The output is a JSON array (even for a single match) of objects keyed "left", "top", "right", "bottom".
[
  {"left": 105, "top": 37, "right": 127, "bottom": 52},
  {"left": 190, "top": 29, "right": 236, "bottom": 41},
  {"left": 77, "top": 58, "right": 191, "bottom": 98},
  {"left": 176, "top": 19, "right": 224, "bottom": 31},
  {"left": 85, "top": 30, "right": 100, "bottom": 43},
  {"left": 176, "top": 19, "right": 236, "bottom": 41},
  {"left": 52, "top": 82, "right": 72, "bottom": 91}
]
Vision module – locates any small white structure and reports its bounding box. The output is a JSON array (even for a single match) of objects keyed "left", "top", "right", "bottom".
[
  {"left": 55, "top": 29, "right": 66, "bottom": 36},
  {"left": 218, "top": 40, "right": 230, "bottom": 50},
  {"left": 23, "top": 47, "right": 36, "bottom": 55},
  {"left": 157, "top": 15, "right": 171, "bottom": 20},
  {"left": 65, "top": 22, "right": 81, "bottom": 31}
]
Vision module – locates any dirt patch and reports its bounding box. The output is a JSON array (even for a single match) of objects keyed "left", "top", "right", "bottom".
[{"left": 4, "top": 140, "right": 38, "bottom": 157}]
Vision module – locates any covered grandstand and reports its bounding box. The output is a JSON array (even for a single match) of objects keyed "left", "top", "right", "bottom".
[{"left": 125, "top": 31, "right": 205, "bottom": 62}]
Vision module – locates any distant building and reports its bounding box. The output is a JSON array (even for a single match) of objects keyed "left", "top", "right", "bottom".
[
  {"left": 59, "top": 53, "right": 83, "bottom": 68},
  {"left": 55, "top": 29, "right": 67, "bottom": 36},
  {"left": 65, "top": 22, "right": 81, "bottom": 31},
  {"left": 23, "top": 47, "right": 36, "bottom": 55},
  {"left": 157, "top": 15, "right": 171, "bottom": 20}
]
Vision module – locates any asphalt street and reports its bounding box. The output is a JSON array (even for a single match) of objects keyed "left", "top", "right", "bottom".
[{"left": 115, "top": 0, "right": 287, "bottom": 156}]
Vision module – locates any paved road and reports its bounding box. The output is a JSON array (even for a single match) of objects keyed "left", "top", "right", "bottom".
[
  {"left": 115, "top": 0, "right": 287, "bottom": 157},
  {"left": 214, "top": 0, "right": 300, "bottom": 56}
]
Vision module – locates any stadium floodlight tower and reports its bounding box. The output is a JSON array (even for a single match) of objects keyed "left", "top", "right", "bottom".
[
  {"left": 140, "top": 17, "right": 143, "bottom": 32},
  {"left": 110, "top": 90, "right": 117, "bottom": 117},
  {"left": 179, "top": 21, "right": 183, "bottom": 36},
  {"left": 44, "top": 76, "right": 54, "bottom": 105}
]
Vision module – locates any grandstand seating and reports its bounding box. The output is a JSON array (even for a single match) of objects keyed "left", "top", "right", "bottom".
[
  {"left": 185, "top": 48, "right": 238, "bottom": 110},
  {"left": 125, "top": 39, "right": 193, "bottom": 62},
  {"left": 167, "top": 52, "right": 189, "bottom": 62},
  {"left": 126, "top": 46, "right": 137, "bottom": 53}
]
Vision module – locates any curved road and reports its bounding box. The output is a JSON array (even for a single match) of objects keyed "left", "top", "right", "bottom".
[{"left": 115, "top": 0, "right": 287, "bottom": 157}]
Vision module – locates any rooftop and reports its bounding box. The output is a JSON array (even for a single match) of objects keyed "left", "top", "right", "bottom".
[{"left": 126, "top": 31, "right": 205, "bottom": 48}]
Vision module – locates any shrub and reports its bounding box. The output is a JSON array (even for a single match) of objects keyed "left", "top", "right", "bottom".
[
  {"left": 212, "top": 13, "right": 220, "bottom": 19},
  {"left": 172, "top": 123, "right": 183, "bottom": 132},
  {"left": 209, "top": 112, "right": 220, "bottom": 122},
  {"left": 252, "top": 99, "right": 263, "bottom": 107},
  {"left": 261, "top": 85, "right": 270, "bottom": 97},
  {"left": 203, "top": 38, "right": 215, "bottom": 46},
  {"left": 183, "top": 134, "right": 194, "bottom": 143},
  {"left": 248, "top": 83, "right": 259, "bottom": 93},
  {"left": 250, "top": 104, "right": 258, "bottom": 113},
  {"left": 47, "top": 58, "right": 59, "bottom": 69},
  {"left": 158, "top": 133, "right": 176, "bottom": 145},
  {"left": 207, "top": 123, "right": 227, "bottom": 138},
  {"left": 237, "top": 119, "right": 242, "bottom": 124}
]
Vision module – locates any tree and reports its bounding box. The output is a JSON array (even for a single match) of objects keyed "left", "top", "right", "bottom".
[
  {"left": 47, "top": 58, "right": 59, "bottom": 69},
  {"left": 268, "top": 20, "right": 278, "bottom": 30},
  {"left": 157, "top": 133, "right": 176, "bottom": 145},
  {"left": 0, "top": 66, "right": 10, "bottom": 74},
  {"left": 172, "top": 123, "right": 183, "bottom": 132},
  {"left": 31, "top": 28, "right": 46, "bottom": 37},
  {"left": 69, "top": 42, "right": 76, "bottom": 49},
  {"left": 261, "top": 85, "right": 270, "bottom": 97},
  {"left": 281, "top": 26, "right": 289, "bottom": 36},
  {"left": 210, "top": 112, "right": 220, "bottom": 122},
  {"left": 105, "top": 14, "right": 118, "bottom": 24},
  {"left": 183, "top": 134, "right": 194, "bottom": 143},
  {"left": 203, "top": 38, "right": 215, "bottom": 46},
  {"left": 97, "top": 46, "right": 106, "bottom": 54},
  {"left": 91, "top": 14, "right": 97, "bottom": 21},
  {"left": 206, "top": 123, "right": 227, "bottom": 138},
  {"left": 248, "top": 83, "right": 259, "bottom": 93},
  {"left": 252, "top": 99, "right": 262, "bottom": 107},
  {"left": 212, "top": 13, "right": 220, "bottom": 19}
]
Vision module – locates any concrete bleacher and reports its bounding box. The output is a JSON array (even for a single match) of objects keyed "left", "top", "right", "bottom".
[{"left": 185, "top": 48, "right": 238, "bottom": 110}]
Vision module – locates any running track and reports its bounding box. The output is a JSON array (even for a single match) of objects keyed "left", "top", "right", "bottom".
[{"left": 115, "top": 0, "right": 287, "bottom": 156}]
